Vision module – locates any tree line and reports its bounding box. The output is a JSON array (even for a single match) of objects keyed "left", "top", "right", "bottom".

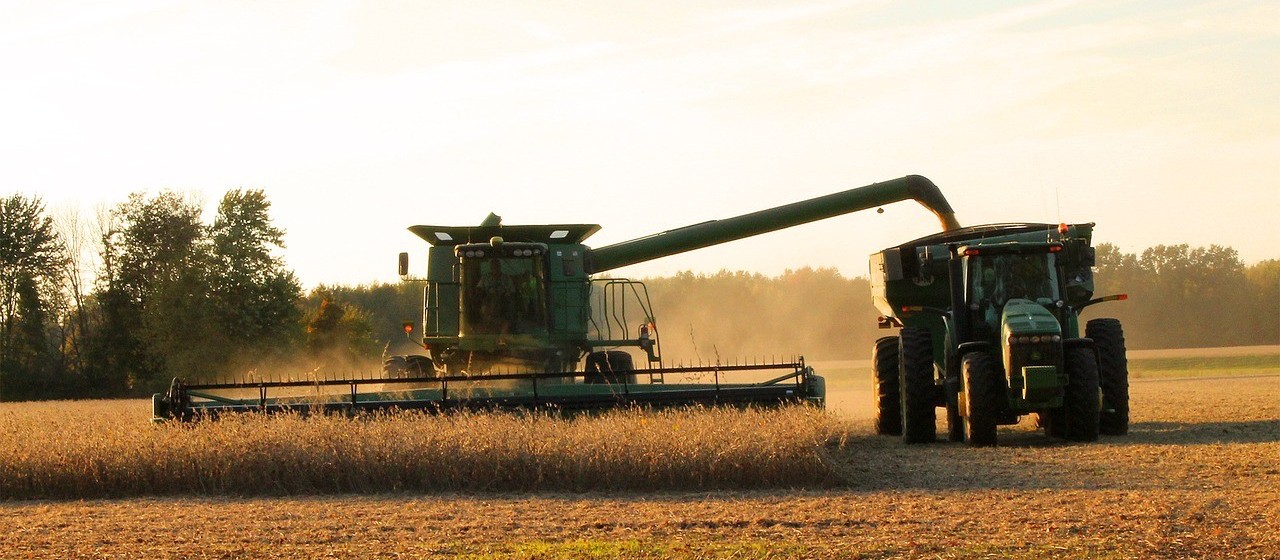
[
  {"left": 0, "top": 191, "right": 376, "bottom": 401},
  {"left": 3, "top": 190, "right": 1278, "bottom": 400}
]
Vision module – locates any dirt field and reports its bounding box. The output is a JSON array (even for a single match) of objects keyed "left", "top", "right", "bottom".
[{"left": 2, "top": 353, "right": 1278, "bottom": 558}]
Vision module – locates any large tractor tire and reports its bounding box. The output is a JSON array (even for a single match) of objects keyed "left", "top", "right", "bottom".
[
  {"left": 961, "top": 351, "right": 1000, "bottom": 447},
  {"left": 1056, "top": 346, "right": 1101, "bottom": 442},
  {"left": 899, "top": 327, "right": 937, "bottom": 444},
  {"left": 383, "top": 355, "right": 434, "bottom": 378},
  {"left": 1088, "top": 318, "right": 1130, "bottom": 436},
  {"left": 872, "top": 336, "right": 902, "bottom": 436},
  {"left": 585, "top": 351, "right": 637, "bottom": 384}
]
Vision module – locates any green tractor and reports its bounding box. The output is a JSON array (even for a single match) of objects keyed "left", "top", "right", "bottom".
[{"left": 869, "top": 223, "right": 1129, "bottom": 446}]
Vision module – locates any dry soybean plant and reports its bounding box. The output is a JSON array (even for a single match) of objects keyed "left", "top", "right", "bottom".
[{"left": 0, "top": 400, "right": 845, "bottom": 500}]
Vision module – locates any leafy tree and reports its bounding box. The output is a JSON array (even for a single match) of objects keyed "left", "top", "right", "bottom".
[
  {"left": 304, "top": 282, "right": 432, "bottom": 355},
  {"left": 206, "top": 189, "right": 303, "bottom": 365},
  {"left": 1245, "top": 259, "right": 1280, "bottom": 345},
  {"left": 89, "top": 191, "right": 206, "bottom": 391},
  {"left": 0, "top": 195, "right": 66, "bottom": 399},
  {"left": 304, "top": 289, "right": 379, "bottom": 369}
]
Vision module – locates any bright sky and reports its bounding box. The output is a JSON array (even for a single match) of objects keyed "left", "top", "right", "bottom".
[{"left": 3, "top": 0, "right": 1277, "bottom": 288}]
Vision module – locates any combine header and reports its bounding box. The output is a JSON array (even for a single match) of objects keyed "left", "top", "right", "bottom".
[{"left": 153, "top": 175, "right": 961, "bottom": 421}]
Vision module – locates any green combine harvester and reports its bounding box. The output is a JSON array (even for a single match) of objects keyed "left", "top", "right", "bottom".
[
  {"left": 869, "top": 223, "right": 1130, "bottom": 446},
  {"left": 153, "top": 175, "right": 961, "bottom": 421}
]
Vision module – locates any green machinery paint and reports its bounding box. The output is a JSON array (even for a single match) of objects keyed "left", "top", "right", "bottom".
[
  {"left": 868, "top": 223, "right": 1131, "bottom": 446},
  {"left": 153, "top": 175, "right": 959, "bottom": 420}
]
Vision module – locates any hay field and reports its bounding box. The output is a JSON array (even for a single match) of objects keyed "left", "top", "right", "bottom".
[{"left": 2, "top": 348, "right": 1278, "bottom": 558}]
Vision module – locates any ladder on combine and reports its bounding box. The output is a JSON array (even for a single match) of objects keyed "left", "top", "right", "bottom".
[{"left": 589, "top": 278, "right": 666, "bottom": 384}]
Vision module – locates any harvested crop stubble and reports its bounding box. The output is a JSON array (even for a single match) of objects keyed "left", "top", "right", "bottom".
[{"left": 0, "top": 402, "right": 843, "bottom": 499}]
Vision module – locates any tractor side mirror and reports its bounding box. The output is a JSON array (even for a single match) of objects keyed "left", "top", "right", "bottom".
[{"left": 398, "top": 252, "right": 409, "bottom": 276}]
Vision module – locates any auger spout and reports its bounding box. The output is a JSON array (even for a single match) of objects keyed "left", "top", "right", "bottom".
[{"left": 586, "top": 175, "right": 959, "bottom": 274}]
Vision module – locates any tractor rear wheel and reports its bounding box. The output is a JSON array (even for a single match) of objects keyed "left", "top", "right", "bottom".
[
  {"left": 585, "top": 351, "right": 637, "bottom": 384},
  {"left": 899, "top": 327, "right": 936, "bottom": 444},
  {"left": 872, "top": 336, "right": 902, "bottom": 436},
  {"left": 1059, "top": 346, "right": 1101, "bottom": 442},
  {"left": 961, "top": 351, "right": 1000, "bottom": 447},
  {"left": 1088, "top": 318, "right": 1130, "bottom": 436}
]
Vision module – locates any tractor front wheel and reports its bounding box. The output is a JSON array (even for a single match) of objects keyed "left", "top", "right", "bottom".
[
  {"left": 1088, "top": 318, "right": 1130, "bottom": 436},
  {"left": 961, "top": 351, "right": 1000, "bottom": 447},
  {"left": 1058, "top": 346, "right": 1101, "bottom": 442},
  {"left": 872, "top": 336, "right": 902, "bottom": 436},
  {"left": 899, "top": 327, "right": 936, "bottom": 444}
]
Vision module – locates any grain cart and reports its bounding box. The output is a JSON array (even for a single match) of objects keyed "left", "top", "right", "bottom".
[
  {"left": 869, "top": 223, "right": 1129, "bottom": 446},
  {"left": 153, "top": 175, "right": 961, "bottom": 420}
]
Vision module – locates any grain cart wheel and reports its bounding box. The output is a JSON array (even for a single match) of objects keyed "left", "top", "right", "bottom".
[
  {"left": 1060, "top": 346, "right": 1101, "bottom": 442},
  {"left": 872, "top": 336, "right": 902, "bottom": 436},
  {"left": 899, "top": 327, "right": 937, "bottom": 444},
  {"left": 961, "top": 351, "right": 1000, "bottom": 447},
  {"left": 946, "top": 384, "right": 965, "bottom": 443},
  {"left": 585, "top": 351, "right": 638, "bottom": 384},
  {"left": 947, "top": 370, "right": 962, "bottom": 442},
  {"left": 1088, "top": 318, "right": 1130, "bottom": 436}
]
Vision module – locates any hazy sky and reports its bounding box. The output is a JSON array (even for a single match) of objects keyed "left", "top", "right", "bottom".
[{"left": 3, "top": 0, "right": 1277, "bottom": 287}]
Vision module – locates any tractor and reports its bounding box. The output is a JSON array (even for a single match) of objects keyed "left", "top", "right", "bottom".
[{"left": 869, "top": 223, "right": 1129, "bottom": 446}]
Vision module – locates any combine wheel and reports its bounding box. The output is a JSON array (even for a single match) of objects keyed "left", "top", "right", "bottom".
[
  {"left": 383, "top": 356, "right": 408, "bottom": 378},
  {"left": 872, "top": 336, "right": 902, "bottom": 436},
  {"left": 898, "top": 327, "right": 936, "bottom": 444},
  {"left": 1088, "top": 318, "right": 1130, "bottom": 435},
  {"left": 585, "top": 351, "right": 638, "bottom": 385},
  {"left": 383, "top": 355, "right": 435, "bottom": 378},
  {"left": 1058, "top": 346, "right": 1101, "bottom": 442},
  {"left": 961, "top": 351, "right": 1000, "bottom": 447}
]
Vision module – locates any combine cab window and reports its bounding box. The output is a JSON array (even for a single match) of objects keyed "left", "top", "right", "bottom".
[{"left": 461, "top": 257, "right": 548, "bottom": 336}]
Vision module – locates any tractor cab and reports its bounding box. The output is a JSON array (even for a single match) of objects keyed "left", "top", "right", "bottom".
[
  {"left": 960, "top": 241, "right": 1064, "bottom": 342},
  {"left": 956, "top": 241, "right": 1069, "bottom": 411}
]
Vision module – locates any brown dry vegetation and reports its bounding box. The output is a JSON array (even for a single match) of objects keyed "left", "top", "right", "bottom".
[
  {"left": 0, "top": 404, "right": 841, "bottom": 499},
  {"left": 1, "top": 352, "right": 1278, "bottom": 558}
]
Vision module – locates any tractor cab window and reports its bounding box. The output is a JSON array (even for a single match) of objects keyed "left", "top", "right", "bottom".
[
  {"left": 462, "top": 256, "right": 548, "bottom": 335},
  {"left": 968, "top": 252, "right": 1060, "bottom": 332}
]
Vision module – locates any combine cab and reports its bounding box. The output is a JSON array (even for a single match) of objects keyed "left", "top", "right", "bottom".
[
  {"left": 153, "top": 175, "right": 962, "bottom": 421},
  {"left": 869, "top": 223, "right": 1130, "bottom": 446}
]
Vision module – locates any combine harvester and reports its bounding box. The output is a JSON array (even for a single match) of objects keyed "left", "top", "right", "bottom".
[
  {"left": 153, "top": 175, "right": 960, "bottom": 421},
  {"left": 869, "top": 223, "right": 1130, "bottom": 446}
]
